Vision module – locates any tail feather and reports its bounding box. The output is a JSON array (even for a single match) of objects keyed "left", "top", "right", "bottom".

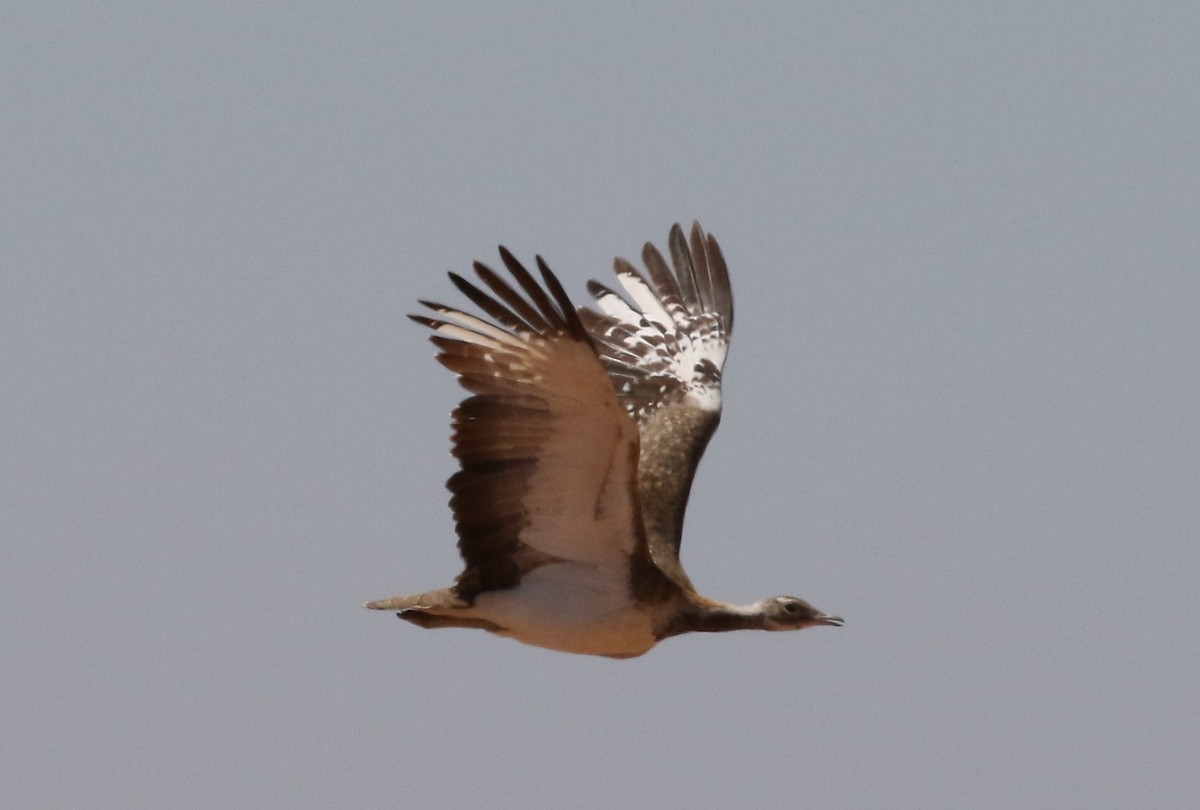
[
  {"left": 364, "top": 588, "right": 504, "bottom": 633},
  {"left": 362, "top": 587, "right": 463, "bottom": 611}
]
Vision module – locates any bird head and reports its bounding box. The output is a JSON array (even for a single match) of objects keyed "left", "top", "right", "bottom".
[{"left": 760, "top": 596, "right": 844, "bottom": 631}]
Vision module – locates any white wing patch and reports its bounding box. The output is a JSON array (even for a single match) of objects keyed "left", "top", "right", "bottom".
[
  {"left": 613, "top": 262, "right": 674, "bottom": 330},
  {"left": 582, "top": 223, "right": 732, "bottom": 423}
]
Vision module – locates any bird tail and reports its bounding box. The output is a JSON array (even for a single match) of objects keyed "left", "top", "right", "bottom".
[{"left": 362, "top": 588, "right": 462, "bottom": 611}]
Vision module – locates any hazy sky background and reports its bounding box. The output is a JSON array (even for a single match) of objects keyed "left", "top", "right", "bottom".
[{"left": 4, "top": 3, "right": 1198, "bottom": 808}]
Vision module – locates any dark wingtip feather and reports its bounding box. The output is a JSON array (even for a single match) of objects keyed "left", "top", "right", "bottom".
[
  {"left": 497, "top": 247, "right": 563, "bottom": 329},
  {"left": 704, "top": 231, "right": 733, "bottom": 332},
  {"left": 495, "top": 245, "right": 519, "bottom": 267},
  {"left": 667, "top": 222, "right": 705, "bottom": 312},
  {"left": 472, "top": 259, "right": 552, "bottom": 332},
  {"left": 585, "top": 279, "right": 610, "bottom": 298},
  {"left": 536, "top": 255, "right": 588, "bottom": 341},
  {"left": 448, "top": 267, "right": 536, "bottom": 332},
  {"left": 448, "top": 271, "right": 481, "bottom": 301}
]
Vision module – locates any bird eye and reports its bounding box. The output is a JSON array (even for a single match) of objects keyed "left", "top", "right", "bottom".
[{"left": 783, "top": 601, "right": 800, "bottom": 614}]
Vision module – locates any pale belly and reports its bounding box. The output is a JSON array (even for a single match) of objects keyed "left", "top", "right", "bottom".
[{"left": 466, "top": 563, "right": 659, "bottom": 658}]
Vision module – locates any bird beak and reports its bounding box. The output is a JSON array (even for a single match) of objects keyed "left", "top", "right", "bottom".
[{"left": 816, "top": 613, "right": 844, "bottom": 627}]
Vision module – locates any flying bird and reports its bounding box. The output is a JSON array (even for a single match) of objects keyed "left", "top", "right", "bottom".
[{"left": 365, "top": 222, "right": 842, "bottom": 657}]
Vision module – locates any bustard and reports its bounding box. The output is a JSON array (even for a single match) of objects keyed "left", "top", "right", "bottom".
[{"left": 366, "top": 223, "right": 842, "bottom": 657}]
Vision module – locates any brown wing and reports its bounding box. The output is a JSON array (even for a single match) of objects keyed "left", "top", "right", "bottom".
[
  {"left": 579, "top": 222, "right": 733, "bottom": 590},
  {"left": 412, "top": 249, "right": 648, "bottom": 603}
]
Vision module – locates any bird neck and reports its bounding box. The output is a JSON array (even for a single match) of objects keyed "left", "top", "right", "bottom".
[{"left": 665, "top": 599, "right": 767, "bottom": 636}]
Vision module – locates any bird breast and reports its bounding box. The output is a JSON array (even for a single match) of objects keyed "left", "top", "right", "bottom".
[{"left": 467, "top": 562, "right": 658, "bottom": 657}]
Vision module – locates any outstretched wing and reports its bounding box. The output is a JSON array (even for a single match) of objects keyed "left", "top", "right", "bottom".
[
  {"left": 412, "top": 248, "right": 646, "bottom": 603},
  {"left": 579, "top": 222, "right": 733, "bottom": 590}
]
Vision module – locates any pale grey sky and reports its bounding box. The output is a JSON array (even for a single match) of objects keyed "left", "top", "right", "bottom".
[{"left": 4, "top": 3, "right": 1198, "bottom": 808}]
